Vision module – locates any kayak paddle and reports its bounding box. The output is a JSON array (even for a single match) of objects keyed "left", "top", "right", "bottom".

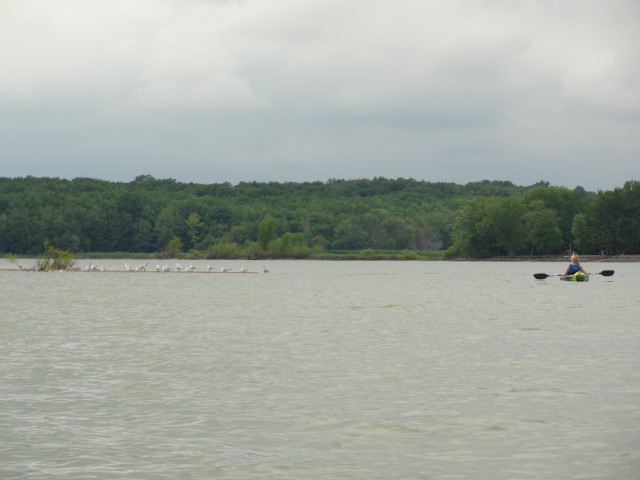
[
  {"left": 533, "top": 270, "right": 615, "bottom": 280},
  {"left": 596, "top": 269, "right": 615, "bottom": 277}
]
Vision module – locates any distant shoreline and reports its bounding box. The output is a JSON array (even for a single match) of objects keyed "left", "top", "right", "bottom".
[{"left": 3, "top": 254, "right": 639, "bottom": 265}]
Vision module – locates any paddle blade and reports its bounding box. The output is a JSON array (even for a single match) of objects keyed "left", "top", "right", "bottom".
[
  {"left": 599, "top": 270, "right": 615, "bottom": 277},
  {"left": 533, "top": 273, "right": 550, "bottom": 279}
]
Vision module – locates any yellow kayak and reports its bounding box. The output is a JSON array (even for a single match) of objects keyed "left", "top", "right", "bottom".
[{"left": 560, "top": 272, "right": 590, "bottom": 282}]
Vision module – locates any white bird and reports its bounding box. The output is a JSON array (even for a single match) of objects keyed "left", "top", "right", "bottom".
[
  {"left": 206, "top": 265, "right": 215, "bottom": 271},
  {"left": 124, "top": 263, "right": 133, "bottom": 271},
  {"left": 240, "top": 266, "right": 248, "bottom": 273},
  {"left": 220, "top": 267, "right": 230, "bottom": 272},
  {"left": 162, "top": 265, "right": 171, "bottom": 272}
]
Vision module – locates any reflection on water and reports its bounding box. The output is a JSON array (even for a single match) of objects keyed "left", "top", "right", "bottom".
[{"left": 1, "top": 260, "right": 639, "bottom": 479}]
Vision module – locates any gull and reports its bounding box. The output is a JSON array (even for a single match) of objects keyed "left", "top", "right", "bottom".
[
  {"left": 162, "top": 265, "right": 171, "bottom": 272},
  {"left": 220, "top": 267, "right": 230, "bottom": 272},
  {"left": 240, "top": 267, "right": 248, "bottom": 273},
  {"left": 135, "top": 263, "right": 148, "bottom": 272},
  {"left": 262, "top": 266, "right": 269, "bottom": 273},
  {"left": 188, "top": 263, "right": 196, "bottom": 272},
  {"left": 206, "top": 265, "right": 215, "bottom": 271},
  {"left": 124, "top": 263, "right": 133, "bottom": 271},
  {"left": 156, "top": 264, "right": 162, "bottom": 271}
]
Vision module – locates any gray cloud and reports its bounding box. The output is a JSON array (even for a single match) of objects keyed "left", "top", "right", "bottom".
[{"left": 1, "top": 0, "right": 638, "bottom": 190}]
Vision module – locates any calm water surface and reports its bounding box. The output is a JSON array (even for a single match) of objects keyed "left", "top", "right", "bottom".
[{"left": 1, "top": 260, "right": 639, "bottom": 479}]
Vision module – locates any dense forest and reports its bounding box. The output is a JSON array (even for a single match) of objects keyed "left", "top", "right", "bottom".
[{"left": 1, "top": 176, "right": 638, "bottom": 259}]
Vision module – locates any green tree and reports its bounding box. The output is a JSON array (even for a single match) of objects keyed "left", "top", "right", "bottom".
[
  {"left": 155, "top": 205, "right": 183, "bottom": 250},
  {"left": 166, "top": 236, "right": 184, "bottom": 257},
  {"left": 571, "top": 213, "right": 597, "bottom": 253},
  {"left": 135, "top": 218, "right": 156, "bottom": 252},
  {"left": 524, "top": 185, "right": 589, "bottom": 247},
  {"left": 524, "top": 200, "right": 563, "bottom": 255},
  {"left": 445, "top": 199, "right": 492, "bottom": 258},
  {"left": 446, "top": 197, "right": 527, "bottom": 257},
  {"left": 257, "top": 216, "right": 278, "bottom": 250},
  {"left": 185, "top": 212, "right": 205, "bottom": 248},
  {"left": 37, "top": 242, "right": 75, "bottom": 271},
  {"left": 576, "top": 181, "right": 640, "bottom": 254},
  {"left": 332, "top": 214, "right": 383, "bottom": 249},
  {"left": 477, "top": 197, "right": 527, "bottom": 256},
  {"left": 269, "top": 232, "right": 311, "bottom": 257}
]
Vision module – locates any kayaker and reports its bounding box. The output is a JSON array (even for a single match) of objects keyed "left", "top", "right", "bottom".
[{"left": 563, "top": 254, "right": 588, "bottom": 276}]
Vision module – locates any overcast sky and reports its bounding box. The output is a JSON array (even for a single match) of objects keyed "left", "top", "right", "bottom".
[{"left": 1, "top": 0, "right": 638, "bottom": 191}]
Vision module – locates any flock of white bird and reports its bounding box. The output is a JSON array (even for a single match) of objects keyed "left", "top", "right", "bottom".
[
  {"left": 11, "top": 262, "right": 269, "bottom": 273},
  {"left": 83, "top": 263, "right": 106, "bottom": 272},
  {"left": 11, "top": 260, "right": 270, "bottom": 273},
  {"left": 118, "top": 262, "right": 270, "bottom": 273}
]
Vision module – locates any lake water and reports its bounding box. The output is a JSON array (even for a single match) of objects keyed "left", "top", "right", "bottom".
[{"left": 1, "top": 259, "right": 638, "bottom": 479}]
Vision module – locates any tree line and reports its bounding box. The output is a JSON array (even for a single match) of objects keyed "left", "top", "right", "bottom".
[
  {"left": 444, "top": 180, "right": 639, "bottom": 258},
  {"left": 0, "top": 175, "right": 638, "bottom": 258}
]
